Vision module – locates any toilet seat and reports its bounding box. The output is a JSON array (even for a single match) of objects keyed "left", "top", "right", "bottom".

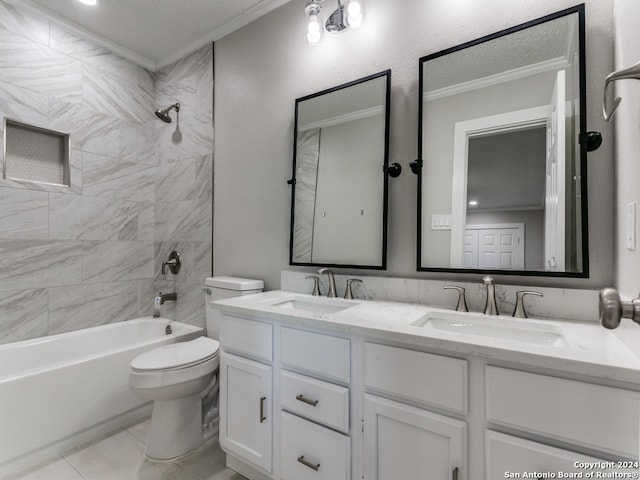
[
  {"left": 131, "top": 337, "right": 220, "bottom": 372},
  {"left": 129, "top": 337, "right": 221, "bottom": 392}
]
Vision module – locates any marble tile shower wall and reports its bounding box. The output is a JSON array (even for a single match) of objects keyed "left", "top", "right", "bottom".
[{"left": 0, "top": 1, "right": 213, "bottom": 344}]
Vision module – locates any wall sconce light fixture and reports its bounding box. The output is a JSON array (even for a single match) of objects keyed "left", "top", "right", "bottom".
[{"left": 305, "top": 0, "right": 365, "bottom": 45}]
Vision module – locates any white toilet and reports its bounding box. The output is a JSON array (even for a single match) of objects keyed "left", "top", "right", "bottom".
[{"left": 129, "top": 276, "right": 264, "bottom": 461}]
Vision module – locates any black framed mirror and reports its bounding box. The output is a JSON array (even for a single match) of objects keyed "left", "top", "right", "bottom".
[
  {"left": 417, "top": 5, "right": 588, "bottom": 278},
  {"left": 288, "top": 70, "right": 391, "bottom": 270}
]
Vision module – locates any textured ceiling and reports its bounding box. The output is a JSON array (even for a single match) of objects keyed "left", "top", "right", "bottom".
[
  {"left": 424, "top": 13, "right": 578, "bottom": 92},
  {"left": 7, "top": 0, "right": 291, "bottom": 70}
]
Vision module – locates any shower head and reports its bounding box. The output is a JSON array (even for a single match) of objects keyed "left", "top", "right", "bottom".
[{"left": 155, "top": 103, "right": 180, "bottom": 123}]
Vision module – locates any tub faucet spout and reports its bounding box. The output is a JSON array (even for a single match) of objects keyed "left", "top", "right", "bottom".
[
  {"left": 153, "top": 292, "right": 178, "bottom": 318},
  {"left": 159, "top": 292, "right": 177, "bottom": 304}
]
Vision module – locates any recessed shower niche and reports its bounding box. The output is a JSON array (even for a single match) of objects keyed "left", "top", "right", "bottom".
[{"left": 3, "top": 119, "right": 70, "bottom": 187}]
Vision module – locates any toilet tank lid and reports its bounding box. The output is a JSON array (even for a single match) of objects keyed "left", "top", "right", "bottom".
[{"left": 205, "top": 276, "right": 264, "bottom": 291}]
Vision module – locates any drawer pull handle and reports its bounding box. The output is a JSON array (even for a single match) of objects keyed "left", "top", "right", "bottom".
[
  {"left": 259, "top": 396, "right": 266, "bottom": 423},
  {"left": 296, "top": 394, "right": 319, "bottom": 407},
  {"left": 453, "top": 467, "right": 459, "bottom": 480},
  {"left": 297, "top": 455, "right": 320, "bottom": 471}
]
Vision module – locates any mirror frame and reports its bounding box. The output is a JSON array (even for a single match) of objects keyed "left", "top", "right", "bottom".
[
  {"left": 288, "top": 69, "right": 391, "bottom": 270},
  {"left": 416, "top": 5, "right": 589, "bottom": 278}
]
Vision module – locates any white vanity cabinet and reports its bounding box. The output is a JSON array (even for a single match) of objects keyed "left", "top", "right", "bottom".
[
  {"left": 485, "top": 431, "right": 619, "bottom": 478},
  {"left": 279, "top": 327, "right": 352, "bottom": 480},
  {"left": 220, "top": 353, "right": 272, "bottom": 472},
  {"left": 485, "top": 366, "right": 640, "bottom": 459},
  {"left": 484, "top": 365, "right": 640, "bottom": 476},
  {"left": 219, "top": 315, "right": 274, "bottom": 475},
  {"left": 362, "top": 394, "right": 466, "bottom": 480},
  {"left": 362, "top": 343, "right": 468, "bottom": 480},
  {"left": 215, "top": 299, "right": 640, "bottom": 480}
]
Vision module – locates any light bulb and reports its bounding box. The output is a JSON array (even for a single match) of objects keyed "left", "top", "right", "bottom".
[
  {"left": 306, "top": 7, "right": 323, "bottom": 45},
  {"left": 347, "top": 0, "right": 363, "bottom": 29},
  {"left": 77, "top": 0, "right": 98, "bottom": 5},
  {"left": 308, "top": 14, "right": 321, "bottom": 34}
]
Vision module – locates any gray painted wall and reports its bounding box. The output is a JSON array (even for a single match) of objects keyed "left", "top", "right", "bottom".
[
  {"left": 0, "top": 0, "right": 213, "bottom": 344},
  {"left": 214, "top": 0, "right": 614, "bottom": 290},
  {"left": 612, "top": 0, "right": 640, "bottom": 299}
]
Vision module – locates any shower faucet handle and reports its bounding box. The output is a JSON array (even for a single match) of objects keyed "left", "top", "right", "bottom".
[{"left": 161, "top": 250, "right": 182, "bottom": 275}]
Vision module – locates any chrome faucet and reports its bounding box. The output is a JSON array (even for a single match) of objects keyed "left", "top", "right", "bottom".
[
  {"left": 153, "top": 292, "right": 178, "bottom": 318},
  {"left": 317, "top": 268, "right": 337, "bottom": 298},
  {"left": 159, "top": 292, "right": 177, "bottom": 304},
  {"left": 483, "top": 276, "right": 499, "bottom": 315}
]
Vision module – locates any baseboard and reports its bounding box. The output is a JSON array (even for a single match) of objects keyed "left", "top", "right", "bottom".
[{"left": 226, "top": 453, "right": 273, "bottom": 480}]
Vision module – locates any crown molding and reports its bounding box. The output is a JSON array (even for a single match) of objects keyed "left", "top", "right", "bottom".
[
  {"left": 424, "top": 57, "right": 570, "bottom": 102},
  {"left": 5, "top": 0, "right": 292, "bottom": 72},
  {"left": 299, "top": 105, "right": 385, "bottom": 131},
  {"left": 155, "top": 0, "right": 292, "bottom": 70},
  {"left": 4, "top": 0, "right": 156, "bottom": 70}
]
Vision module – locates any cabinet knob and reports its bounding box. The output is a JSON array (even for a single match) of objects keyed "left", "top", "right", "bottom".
[{"left": 452, "top": 466, "right": 459, "bottom": 480}]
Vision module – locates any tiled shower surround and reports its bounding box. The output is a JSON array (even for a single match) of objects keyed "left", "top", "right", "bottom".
[{"left": 0, "top": 1, "right": 213, "bottom": 344}]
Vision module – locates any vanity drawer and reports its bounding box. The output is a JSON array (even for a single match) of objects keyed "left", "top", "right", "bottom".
[
  {"left": 281, "top": 327, "right": 350, "bottom": 383},
  {"left": 486, "top": 430, "right": 617, "bottom": 478},
  {"left": 220, "top": 315, "right": 272, "bottom": 362},
  {"left": 280, "top": 411, "right": 350, "bottom": 480},
  {"left": 485, "top": 366, "right": 640, "bottom": 458},
  {"left": 281, "top": 370, "right": 350, "bottom": 433},
  {"left": 364, "top": 342, "right": 468, "bottom": 414}
]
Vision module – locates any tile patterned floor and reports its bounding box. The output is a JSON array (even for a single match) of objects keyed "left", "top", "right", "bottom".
[{"left": 6, "top": 419, "right": 246, "bottom": 480}]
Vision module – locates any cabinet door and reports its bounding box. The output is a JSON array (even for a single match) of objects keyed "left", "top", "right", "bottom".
[
  {"left": 363, "top": 394, "right": 466, "bottom": 480},
  {"left": 219, "top": 352, "right": 272, "bottom": 473},
  {"left": 486, "top": 431, "right": 626, "bottom": 478}
]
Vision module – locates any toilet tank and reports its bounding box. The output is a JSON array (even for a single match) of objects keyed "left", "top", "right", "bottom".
[{"left": 204, "top": 276, "right": 264, "bottom": 340}]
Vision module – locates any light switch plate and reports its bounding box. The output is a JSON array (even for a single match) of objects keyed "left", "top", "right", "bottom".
[
  {"left": 432, "top": 214, "right": 452, "bottom": 230},
  {"left": 626, "top": 201, "right": 636, "bottom": 250}
]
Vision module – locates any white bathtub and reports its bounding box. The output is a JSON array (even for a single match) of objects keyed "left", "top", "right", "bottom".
[{"left": 0, "top": 317, "right": 203, "bottom": 477}]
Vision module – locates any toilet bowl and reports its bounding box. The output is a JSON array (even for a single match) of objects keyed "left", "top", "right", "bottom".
[
  {"left": 129, "top": 276, "right": 264, "bottom": 461},
  {"left": 129, "top": 336, "right": 220, "bottom": 461}
]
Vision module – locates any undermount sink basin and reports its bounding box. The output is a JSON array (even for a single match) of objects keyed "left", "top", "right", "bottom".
[
  {"left": 271, "top": 297, "right": 357, "bottom": 314},
  {"left": 412, "top": 311, "right": 566, "bottom": 347}
]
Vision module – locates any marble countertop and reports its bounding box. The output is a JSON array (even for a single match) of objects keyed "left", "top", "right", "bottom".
[{"left": 212, "top": 290, "right": 640, "bottom": 385}]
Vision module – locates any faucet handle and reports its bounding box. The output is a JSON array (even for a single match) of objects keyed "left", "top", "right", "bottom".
[
  {"left": 512, "top": 291, "right": 543, "bottom": 318},
  {"left": 443, "top": 285, "right": 468, "bottom": 312},
  {"left": 344, "top": 278, "right": 362, "bottom": 299},
  {"left": 305, "top": 275, "right": 321, "bottom": 296},
  {"left": 161, "top": 250, "right": 181, "bottom": 275}
]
